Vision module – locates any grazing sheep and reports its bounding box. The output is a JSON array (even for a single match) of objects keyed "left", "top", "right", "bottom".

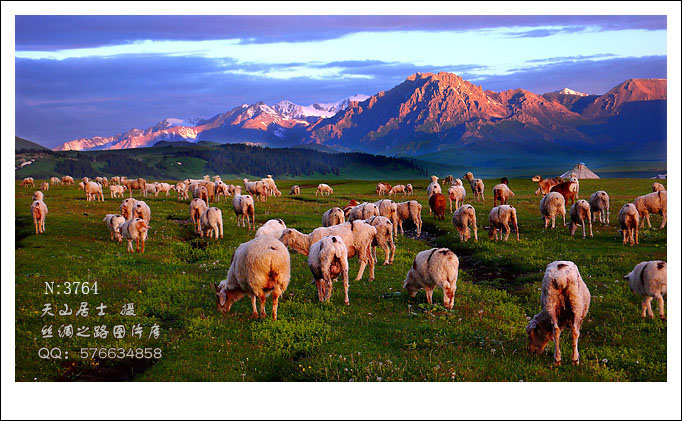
[
  {"left": 40, "top": 182, "right": 49, "bottom": 191},
  {"left": 374, "top": 199, "right": 399, "bottom": 237},
  {"left": 32, "top": 191, "right": 44, "bottom": 201},
  {"left": 232, "top": 194, "right": 255, "bottom": 230},
  {"left": 228, "top": 184, "right": 242, "bottom": 196},
  {"left": 316, "top": 183, "right": 333, "bottom": 196},
  {"left": 144, "top": 183, "right": 157, "bottom": 198},
  {"left": 261, "top": 175, "right": 281, "bottom": 197},
  {"left": 388, "top": 184, "right": 407, "bottom": 196},
  {"left": 618, "top": 203, "right": 640, "bottom": 246},
  {"left": 85, "top": 181, "right": 104, "bottom": 202},
  {"left": 110, "top": 185, "right": 126, "bottom": 199},
  {"left": 61, "top": 175, "right": 74, "bottom": 185},
  {"left": 463, "top": 172, "right": 485, "bottom": 202},
  {"left": 652, "top": 182, "right": 666, "bottom": 192},
  {"left": 624, "top": 261, "right": 667, "bottom": 319},
  {"left": 442, "top": 175, "right": 454, "bottom": 185},
  {"left": 154, "top": 182, "right": 173, "bottom": 197},
  {"left": 550, "top": 181, "right": 578, "bottom": 206},
  {"left": 21, "top": 177, "right": 35, "bottom": 188},
  {"left": 132, "top": 200, "right": 151, "bottom": 224},
  {"left": 192, "top": 185, "right": 210, "bottom": 204},
  {"left": 189, "top": 198, "right": 209, "bottom": 232},
  {"left": 123, "top": 178, "right": 147, "bottom": 197},
  {"left": 110, "top": 176, "right": 120, "bottom": 185},
  {"left": 175, "top": 182, "right": 189, "bottom": 201},
  {"left": 78, "top": 182, "right": 85, "bottom": 191},
  {"left": 429, "top": 193, "right": 447, "bottom": 220},
  {"left": 103, "top": 214, "right": 126, "bottom": 242},
  {"left": 396, "top": 200, "right": 423, "bottom": 236},
  {"left": 447, "top": 185, "right": 466, "bottom": 213},
  {"left": 531, "top": 175, "right": 563, "bottom": 196},
  {"left": 493, "top": 183, "right": 514, "bottom": 207},
  {"left": 348, "top": 202, "right": 379, "bottom": 222},
  {"left": 214, "top": 236, "right": 291, "bottom": 320},
  {"left": 403, "top": 248, "right": 459, "bottom": 309},
  {"left": 101, "top": 177, "right": 108, "bottom": 187},
  {"left": 120, "top": 217, "right": 149, "bottom": 253},
  {"left": 634, "top": 191, "right": 667, "bottom": 229},
  {"left": 365, "top": 215, "right": 396, "bottom": 265},
  {"left": 30, "top": 200, "right": 48, "bottom": 235},
  {"left": 376, "top": 182, "right": 392, "bottom": 196},
  {"left": 95, "top": 176, "right": 103, "bottom": 185},
  {"left": 308, "top": 235, "right": 350, "bottom": 304},
  {"left": 199, "top": 207, "right": 224, "bottom": 239},
  {"left": 255, "top": 218, "right": 287, "bottom": 239},
  {"left": 279, "top": 220, "right": 377, "bottom": 282},
  {"left": 568, "top": 200, "right": 593, "bottom": 238},
  {"left": 120, "top": 198, "right": 138, "bottom": 220},
  {"left": 243, "top": 179, "right": 268, "bottom": 202},
  {"left": 406, "top": 184, "right": 414, "bottom": 196},
  {"left": 488, "top": 205, "right": 519, "bottom": 241},
  {"left": 539, "top": 192, "right": 566, "bottom": 229},
  {"left": 289, "top": 185, "right": 301, "bottom": 195},
  {"left": 322, "top": 207, "right": 345, "bottom": 227},
  {"left": 214, "top": 182, "right": 230, "bottom": 201},
  {"left": 50, "top": 176, "right": 61, "bottom": 185},
  {"left": 589, "top": 191, "right": 610, "bottom": 225},
  {"left": 452, "top": 204, "right": 478, "bottom": 242},
  {"left": 526, "top": 261, "right": 591, "bottom": 365}
]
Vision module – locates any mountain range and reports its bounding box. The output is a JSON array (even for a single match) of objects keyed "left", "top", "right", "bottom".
[{"left": 52, "top": 72, "right": 666, "bottom": 165}]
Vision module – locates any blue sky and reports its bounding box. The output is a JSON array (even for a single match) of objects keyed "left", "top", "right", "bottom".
[{"left": 14, "top": 15, "right": 667, "bottom": 148}]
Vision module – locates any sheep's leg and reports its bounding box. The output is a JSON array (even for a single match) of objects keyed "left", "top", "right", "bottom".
[
  {"left": 425, "top": 287, "right": 433, "bottom": 305},
  {"left": 127, "top": 240, "right": 133, "bottom": 253},
  {"left": 562, "top": 212, "right": 566, "bottom": 227},
  {"left": 553, "top": 327, "right": 562, "bottom": 365},
  {"left": 588, "top": 216, "right": 593, "bottom": 237},
  {"left": 659, "top": 211, "right": 666, "bottom": 229},
  {"left": 581, "top": 218, "right": 586, "bottom": 238},
  {"left": 219, "top": 221, "right": 223, "bottom": 239},
  {"left": 503, "top": 223, "right": 511, "bottom": 241},
  {"left": 249, "top": 296, "right": 258, "bottom": 319},
  {"left": 646, "top": 214, "right": 652, "bottom": 228},
  {"left": 258, "top": 295, "right": 267, "bottom": 318},
  {"left": 141, "top": 239, "right": 145, "bottom": 253},
  {"left": 33, "top": 216, "right": 39, "bottom": 235},
  {"left": 571, "top": 326, "right": 580, "bottom": 365},
  {"left": 645, "top": 297, "right": 654, "bottom": 318},
  {"left": 382, "top": 244, "right": 391, "bottom": 265},
  {"left": 543, "top": 217, "right": 549, "bottom": 229},
  {"left": 325, "top": 278, "right": 334, "bottom": 302},
  {"left": 551, "top": 215, "right": 556, "bottom": 229},
  {"left": 655, "top": 294, "right": 665, "bottom": 319},
  {"left": 315, "top": 279, "right": 324, "bottom": 302},
  {"left": 398, "top": 220, "right": 404, "bottom": 235},
  {"left": 271, "top": 289, "right": 280, "bottom": 320},
  {"left": 641, "top": 300, "right": 648, "bottom": 318},
  {"left": 389, "top": 239, "right": 396, "bottom": 264}
]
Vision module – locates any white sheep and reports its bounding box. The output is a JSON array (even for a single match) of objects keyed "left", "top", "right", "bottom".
[
  {"left": 40, "top": 182, "right": 49, "bottom": 192},
  {"left": 120, "top": 198, "right": 137, "bottom": 220},
  {"left": 290, "top": 185, "right": 301, "bottom": 195},
  {"left": 175, "top": 182, "right": 189, "bottom": 201},
  {"left": 624, "top": 261, "right": 667, "bottom": 319},
  {"left": 634, "top": 191, "right": 667, "bottom": 229},
  {"left": 403, "top": 248, "right": 459, "bottom": 309},
  {"left": 103, "top": 214, "right": 126, "bottom": 242},
  {"left": 132, "top": 200, "right": 151, "bottom": 224},
  {"left": 243, "top": 179, "right": 268, "bottom": 202},
  {"left": 279, "top": 220, "right": 377, "bottom": 282},
  {"left": 589, "top": 191, "right": 610, "bottom": 224},
  {"left": 427, "top": 179, "right": 441, "bottom": 198},
  {"left": 526, "top": 261, "right": 591, "bottom": 365},
  {"left": 214, "top": 236, "right": 290, "bottom": 320},
  {"left": 30, "top": 200, "right": 48, "bottom": 235},
  {"left": 447, "top": 185, "right": 466, "bottom": 213},
  {"left": 316, "top": 183, "right": 333, "bottom": 196},
  {"left": 463, "top": 172, "right": 485, "bottom": 202},
  {"left": 110, "top": 185, "right": 126, "bottom": 199},
  {"left": 388, "top": 184, "right": 407, "bottom": 196},
  {"left": 488, "top": 205, "right": 519, "bottom": 241},
  {"left": 120, "top": 217, "right": 149, "bottom": 253},
  {"left": 50, "top": 176, "right": 61, "bottom": 185},
  {"left": 453, "top": 178, "right": 463, "bottom": 187},
  {"left": 568, "top": 200, "right": 593, "bottom": 238},
  {"left": 365, "top": 215, "right": 396, "bottom": 265},
  {"left": 347, "top": 202, "right": 379, "bottom": 222},
  {"left": 85, "top": 181, "right": 104, "bottom": 201},
  {"left": 189, "top": 198, "right": 208, "bottom": 233},
  {"left": 214, "top": 182, "right": 230, "bottom": 201},
  {"left": 154, "top": 182, "right": 173, "bottom": 197},
  {"left": 199, "top": 207, "right": 224, "bottom": 239},
  {"left": 228, "top": 184, "right": 242, "bottom": 196},
  {"left": 652, "top": 182, "right": 665, "bottom": 192},
  {"left": 232, "top": 194, "right": 255, "bottom": 230},
  {"left": 262, "top": 175, "right": 281, "bottom": 197},
  {"left": 452, "top": 204, "right": 478, "bottom": 242},
  {"left": 322, "top": 207, "right": 345, "bottom": 227},
  {"left": 618, "top": 203, "right": 640, "bottom": 246},
  {"left": 308, "top": 235, "right": 350, "bottom": 304},
  {"left": 396, "top": 200, "right": 423, "bottom": 236},
  {"left": 255, "top": 218, "right": 287, "bottom": 239},
  {"left": 192, "top": 185, "right": 210, "bottom": 204},
  {"left": 32, "top": 191, "right": 44, "bottom": 201},
  {"left": 374, "top": 199, "right": 399, "bottom": 236},
  {"left": 406, "top": 184, "right": 414, "bottom": 196},
  {"left": 492, "top": 183, "right": 514, "bottom": 207},
  {"left": 539, "top": 192, "right": 566, "bottom": 229}
]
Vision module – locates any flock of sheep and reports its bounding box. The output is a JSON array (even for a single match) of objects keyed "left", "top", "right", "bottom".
[{"left": 21, "top": 170, "right": 667, "bottom": 365}]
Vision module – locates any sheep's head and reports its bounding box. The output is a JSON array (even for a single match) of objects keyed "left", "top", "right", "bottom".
[
  {"left": 278, "top": 229, "right": 295, "bottom": 246},
  {"left": 531, "top": 175, "right": 542, "bottom": 183},
  {"left": 463, "top": 172, "right": 473, "bottom": 181},
  {"left": 403, "top": 277, "right": 420, "bottom": 298},
  {"left": 430, "top": 175, "right": 439, "bottom": 182},
  {"left": 526, "top": 316, "right": 553, "bottom": 355}
]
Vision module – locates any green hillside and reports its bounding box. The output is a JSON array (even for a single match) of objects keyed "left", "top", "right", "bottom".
[{"left": 15, "top": 136, "right": 49, "bottom": 151}]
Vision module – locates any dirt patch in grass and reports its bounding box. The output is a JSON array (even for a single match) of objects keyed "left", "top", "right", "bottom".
[{"left": 57, "top": 358, "right": 157, "bottom": 382}]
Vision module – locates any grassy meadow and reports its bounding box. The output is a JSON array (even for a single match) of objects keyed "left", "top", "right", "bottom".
[{"left": 15, "top": 177, "right": 667, "bottom": 381}]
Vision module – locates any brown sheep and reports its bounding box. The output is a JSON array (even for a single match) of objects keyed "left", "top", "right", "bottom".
[
  {"left": 429, "top": 193, "right": 447, "bottom": 220},
  {"left": 531, "top": 175, "right": 563, "bottom": 196}
]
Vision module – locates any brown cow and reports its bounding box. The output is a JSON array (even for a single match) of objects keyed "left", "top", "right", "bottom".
[
  {"left": 532, "top": 175, "right": 564, "bottom": 196},
  {"left": 550, "top": 181, "right": 578, "bottom": 206}
]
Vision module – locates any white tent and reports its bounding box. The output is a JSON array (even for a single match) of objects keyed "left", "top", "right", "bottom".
[
  {"left": 560, "top": 163, "right": 600, "bottom": 179},
  {"left": 651, "top": 174, "right": 667, "bottom": 179}
]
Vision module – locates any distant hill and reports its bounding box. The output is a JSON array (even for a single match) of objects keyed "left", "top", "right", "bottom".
[{"left": 15, "top": 136, "right": 49, "bottom": 151}]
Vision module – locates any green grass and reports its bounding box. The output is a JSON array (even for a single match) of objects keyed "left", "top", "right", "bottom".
[{"left": 15, "top": 177, "right": 666, "bottom": 381}]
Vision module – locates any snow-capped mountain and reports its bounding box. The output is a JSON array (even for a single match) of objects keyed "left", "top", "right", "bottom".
[
  {"left": 554, "top": 88, "right": 588, "bottom": 96},
  {"left": 272, "top": 94, "right": 370, "bottom": 121}
]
